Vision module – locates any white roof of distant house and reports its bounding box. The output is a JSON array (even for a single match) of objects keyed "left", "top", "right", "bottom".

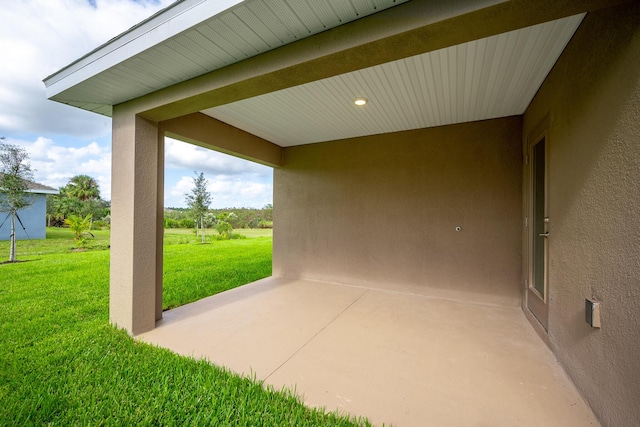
[{"left": 0, "top": 173, "right": 59, "bottom": 195}]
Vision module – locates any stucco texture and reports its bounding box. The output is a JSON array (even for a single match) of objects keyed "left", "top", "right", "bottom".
[
  {"left": 109, "top": 111, "right": 163, "bottom": 335},
  {"left": 274, "top": 117, "right": 523, "bottom": 307},
  {"left": 523, "top": 2, "right": 640, "bottom": 426}
]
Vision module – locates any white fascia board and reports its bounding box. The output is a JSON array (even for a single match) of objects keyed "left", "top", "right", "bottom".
[
  {"left": 27, "top": 189, "right": 59, "bottom": 195},
  {"left": 43, "top": 0, "right": 244, "bottom": 99}
]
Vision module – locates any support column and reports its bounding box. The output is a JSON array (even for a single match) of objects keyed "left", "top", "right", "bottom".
[
  {"left": 110, "top": 108, "right": 163, "bottom": 335},
  {"left": 155, "top": 131, "right": 164, "bottom": 322}
]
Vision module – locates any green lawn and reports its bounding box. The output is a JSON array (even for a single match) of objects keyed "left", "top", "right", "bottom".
[
  {"left": 163, "top": 233, "right": 272, "bottom": 310},
  {"left": 0, "top": 228, "right": 370, "bottom": 426}
]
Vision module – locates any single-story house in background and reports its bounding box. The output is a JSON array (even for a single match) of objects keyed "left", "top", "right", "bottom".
[
  {"left": 0, "top": 173, "right": 58, "bottom": 240},
  {"left": 44, "top": 0, "right": 639, "bottom": 425}
]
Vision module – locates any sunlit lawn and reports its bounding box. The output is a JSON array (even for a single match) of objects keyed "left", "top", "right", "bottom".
[
  {"left": 162, "top": 229, "right": 272, "bottom": 310},
  {"left": 0, "top": 227, "right": 370, "bottom": 426}
]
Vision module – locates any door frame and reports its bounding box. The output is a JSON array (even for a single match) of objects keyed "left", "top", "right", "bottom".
[{"left": 524, "top": 117, "right": 550, "bottom": 331}]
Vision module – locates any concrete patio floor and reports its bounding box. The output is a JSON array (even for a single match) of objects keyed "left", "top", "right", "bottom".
[{"left": 138, "top": 277, "right": 598, "bottom": 426}]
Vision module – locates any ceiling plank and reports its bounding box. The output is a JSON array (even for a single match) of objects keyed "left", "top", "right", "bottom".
[{"left": 201, "top": 14, "right": 584, "bottom": 146}]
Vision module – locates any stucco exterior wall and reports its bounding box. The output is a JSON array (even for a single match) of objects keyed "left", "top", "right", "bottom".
[
  {"left": 0, "top": 193, "right": 47, "bottom": 240},
  {"left": 522, "top": 3, "right": 640, "bottom": 426},
  {"left": 274, "top": 117, "right": 523, "bottom": 307}
]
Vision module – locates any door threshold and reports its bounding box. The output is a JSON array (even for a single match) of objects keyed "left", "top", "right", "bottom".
[{"left": 523, "top": 306, "right": 549, "bottom": 346}]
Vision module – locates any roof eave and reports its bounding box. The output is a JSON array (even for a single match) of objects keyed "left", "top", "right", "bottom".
[
  {"left": 43, "top": 0, "right": 244, "bottom": 102},
  {"left": 27, "top": 189, "right": 60, "bottom": 195}
]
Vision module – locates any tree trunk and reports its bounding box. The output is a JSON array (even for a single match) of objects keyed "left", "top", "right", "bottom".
[
  {"left": 9, "top": 212, "right": 16, "bottom": 262},
  {"left": 201, "top": 217, "right": 205, "bottom": 244}
]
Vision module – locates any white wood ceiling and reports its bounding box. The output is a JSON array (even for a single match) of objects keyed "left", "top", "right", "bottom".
[
  {"left": 203, "top": 13, "right": 584, "bottom": 147},
  {"left": 44, "top": 0, "right": 409, "bottom": 115}
]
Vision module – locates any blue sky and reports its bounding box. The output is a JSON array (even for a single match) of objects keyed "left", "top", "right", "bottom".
[{"left": 0, "top": 0, "right": 273, "bottom": 208}]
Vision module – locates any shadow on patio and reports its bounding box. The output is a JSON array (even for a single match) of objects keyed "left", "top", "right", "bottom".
[{"left": 138, "top": 277, "right": 597, "bottom": 426}]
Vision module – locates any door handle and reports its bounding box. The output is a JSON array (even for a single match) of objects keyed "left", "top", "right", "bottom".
[{"left": 538, "top": 232, "right": 550, "bottom": 237}]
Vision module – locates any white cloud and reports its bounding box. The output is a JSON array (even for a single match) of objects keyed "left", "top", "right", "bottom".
[
  {"left": 4, "top": 135, "right": 275, "bottom": 208},
  {"left": 0, "top": 0, "right": 273, "bottom": 209},
  {"left": 6, "top": 136, "right": 112, "bottom": 200},
  {"left": 0, "top": 0, "right": 173, "bottom": 138},
  {"left": 168, "top": 174, "right": 273, "bottom": 209},
  {"left": 165, "top": 138, "right": 274, "bottom": 208},
  {"left": 165, "top": 138, "right": 272, "bottom": 178}
]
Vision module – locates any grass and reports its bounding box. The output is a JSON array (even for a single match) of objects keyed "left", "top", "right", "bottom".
[
  {"left": 163, "top": 235, "right": 272, "bottom": 310},
  {"left": 0, "top": 228, "right": 370, "bottom": 426},
  {"left": 2, "top": 227, "right": 112, "bottom": 255},
  {"left": 164, "top": 227, "right": 273, "bottom": 241}
]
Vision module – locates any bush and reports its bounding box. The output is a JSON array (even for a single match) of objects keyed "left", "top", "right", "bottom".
[
  {"left": 91, "top": 220, "right": 110, "bottom": 230},
  {"left": 64, "top": 214, "right": 95, "bottom": 247},
  {"left": 163, "top": 206, "right": 274, "bottom": 230},
  {"left": 164, "top": 218, "right": 180, "bottom": 228},
  {"left": 212, "top": 233, "right": 246, "bottom": 241},
  {"left": 179, "top": 218, "right": 195, "bottom": 229}
]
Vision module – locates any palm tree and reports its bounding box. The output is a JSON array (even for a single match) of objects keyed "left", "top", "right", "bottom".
[
  {"left": 56, "top": 175, "right": 101, "bottom": 228},
  {"left": 65, "top": 175, "right": 100, "bottom": 202}
]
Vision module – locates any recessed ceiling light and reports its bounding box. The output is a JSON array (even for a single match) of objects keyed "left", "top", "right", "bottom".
[{"left": 354, "top": 97, "right": 368, "bottom": 106}]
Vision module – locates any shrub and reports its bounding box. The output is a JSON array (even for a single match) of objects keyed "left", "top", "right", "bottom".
[
  {"left": 215, "top": 212, "right": 237, "bottom": 239},
  {"left": 64, "top": 214, "right": 95, "bottom": 247},
  {"left": 91, "top": 220, "right": 110, "bottom": 230},
  {"left": 179, "top": 218, "right": 194, "bottom": 229},
  {"left": 164, "top": 218, "right": 180, "bottom": 228},
  {"left": 212, "top": 233, "right": 245, "bottom": 241}
]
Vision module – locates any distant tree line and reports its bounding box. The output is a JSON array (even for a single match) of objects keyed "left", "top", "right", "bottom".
[
  {"left": 45, "top": 172, "right": 272, "bottom": 234},
  {"left": 164, "top": 205, "right": 273, "bottom": 230}
]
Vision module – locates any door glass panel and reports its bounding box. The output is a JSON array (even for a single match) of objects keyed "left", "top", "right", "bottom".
[{"left": 532, "top": 139, "right": 545, "bottom": 297}]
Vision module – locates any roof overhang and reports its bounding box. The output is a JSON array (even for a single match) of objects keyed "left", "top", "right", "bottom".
[
  {"left": 43, "top": 0, "right": 628, "bottom": 148},
  {"left": 43, "top": 0, "right": 414, "bottom": 116}
]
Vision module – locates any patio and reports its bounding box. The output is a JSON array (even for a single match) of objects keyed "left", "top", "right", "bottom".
[{"left": 138, "top": 277, "right": 597, "bottom": 426}]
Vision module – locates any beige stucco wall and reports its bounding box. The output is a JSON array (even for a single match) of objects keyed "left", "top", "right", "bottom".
[
  {"left": 274, "top": 117, "right": 523, "bottom": 307},
  {"left": 523, "top": 2, "right": 640, "bottom": 426}
]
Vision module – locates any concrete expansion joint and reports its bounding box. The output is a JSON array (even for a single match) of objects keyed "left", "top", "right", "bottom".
[{"left": 263, "top": 288, "right": 369, "bottom": 381}]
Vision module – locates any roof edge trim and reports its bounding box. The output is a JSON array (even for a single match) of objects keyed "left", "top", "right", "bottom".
[
  {"left": 43, "top": 0, "right": 243, "bottom": 96},
  {"left": 26, "top": 189, "right": 60, "bottom": 195}
]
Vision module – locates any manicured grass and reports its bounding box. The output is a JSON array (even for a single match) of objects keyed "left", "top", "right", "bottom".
[
  {"left": 1, "top": 227, "right": 111, "bottom": 255},
  {"left": 163, "top": 237, "right": 272, "bottom": 310},
  {"left": 164, "top": 227, "right": 273, "bottom": 241},
  {"left": 0, "top": 228, "right": 370, "bottom": 426},
  {"left": 161, "top": 227, "right": 273, "bottom": 309}
]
